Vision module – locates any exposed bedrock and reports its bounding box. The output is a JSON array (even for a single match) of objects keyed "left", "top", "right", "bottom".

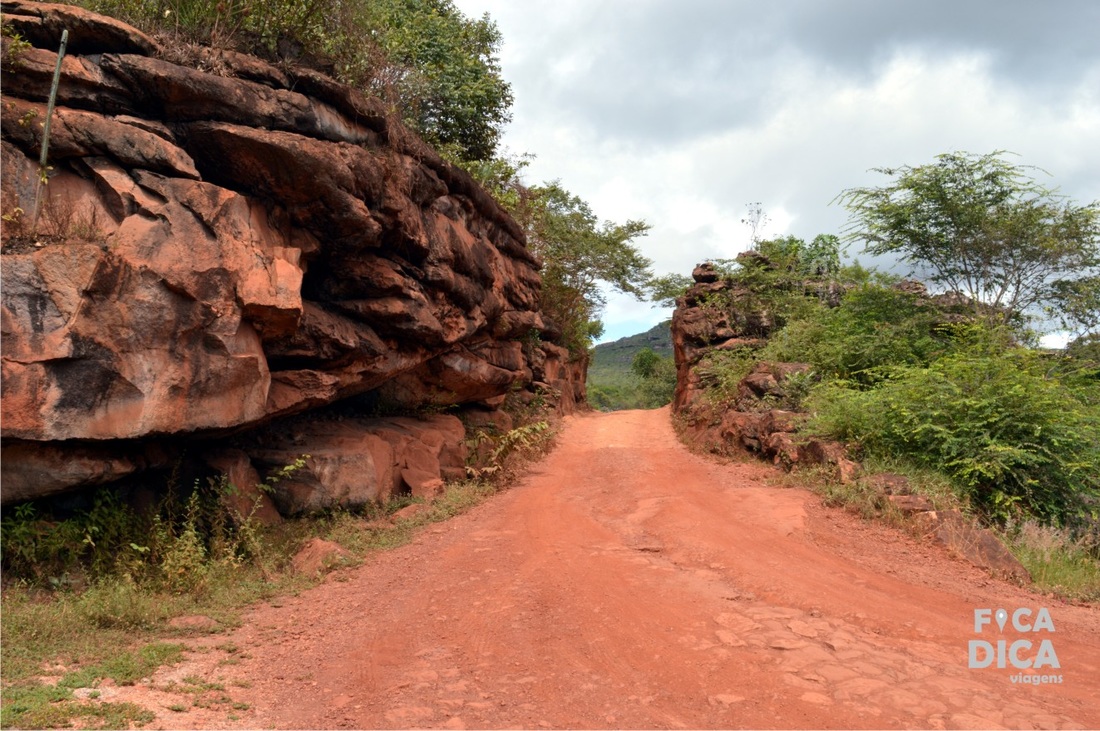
[{"left": 0, "top": 1, "right": 584, "bottom": 508}]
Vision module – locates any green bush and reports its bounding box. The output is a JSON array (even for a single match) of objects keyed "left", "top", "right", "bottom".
[
  {"left": 807, "top": 343, "right": 1100, "bottom": 525},
  {"left": 75, "top": 0, "right": 512, "bottom": 163},
  {"left": 0, "top": 492, "right": 144, "bottom": 582},
  {"left": 761, "top": 282, "right": 951, "bottom": 384},
  {"left": 694, "top": 346, "right": 759, "bottom": 404},
  {"left": 0, "top": 459, "right": 304, "bottom": 590}
]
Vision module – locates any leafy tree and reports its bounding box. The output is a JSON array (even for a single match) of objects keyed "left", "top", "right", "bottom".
[
  {"left": 80, "top": 0, "right": 512, "bottom": 162},
  {"left": 838, "top": 151, "right": 1100, "bottom": 332},
  {"left": 631, "top": 348, "right": 661, "bottom": 379},
  {"left": 362, "top": 0, "right": 512, "bottom": 162},
  {"left": 515, "top": 182, "right": 652, "bottom": 356},
  {"left": 467, "top": 160, "right": 658, "bottom": 358},
  {"left": 629, "top": 348, "right": 676, "bottom": 406},
  {"left": 647, "top": 272, "right": 694, "bottom": 308}
]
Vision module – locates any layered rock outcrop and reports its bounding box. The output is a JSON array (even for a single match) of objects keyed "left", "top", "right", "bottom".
[
  {"left": 670, "top": 261, "right": 1030, "bottom": 583},
  {"left": 0, "top": 1, "right": 584, "bottom": 508}
]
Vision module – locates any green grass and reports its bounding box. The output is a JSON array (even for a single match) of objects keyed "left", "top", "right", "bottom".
[
  {"left": 0, "top": 639, "right": 180, "bottom": 729},
  {"left": 1, "top": 477, "right": 512, "bottom": 728},
  {"left": 0, "top": 683, "right": 155, "bottom": 730},
  {"left": 58, "top": 643, "right": 186, "bottom": 689}
]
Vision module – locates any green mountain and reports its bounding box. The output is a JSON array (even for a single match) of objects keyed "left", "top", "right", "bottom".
[{"left": 588, "top": 322, "right": 674, "bottom": 410}]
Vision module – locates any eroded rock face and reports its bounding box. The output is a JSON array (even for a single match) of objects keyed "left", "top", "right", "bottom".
[
  {"left": 0, "top": 3, "right": 582, "bottom": 505},
  {"left": 245, "top": 413, "right": 467, "bottom": 515}
]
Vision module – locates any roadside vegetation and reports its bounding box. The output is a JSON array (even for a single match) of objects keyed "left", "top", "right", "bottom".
[
  {"left": 1, "top": 418, "right": 556, "bottom": 728},
  {"left": 671, "top": 152, "right": 1100, "bottom": 601},
  {"left": 6, "top": 14, "right": 1097, "bottom": 731}
]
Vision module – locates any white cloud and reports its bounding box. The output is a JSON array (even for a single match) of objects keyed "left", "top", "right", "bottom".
[{"left": 453, "top": 0, "right": 1100, "bottom": 343}]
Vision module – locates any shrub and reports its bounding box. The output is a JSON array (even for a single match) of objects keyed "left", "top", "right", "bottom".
[
  {"left": 0, "top": 459, "right": 304, "bottom": 590},
  {"left": 807, "top": 344, "right": 1100, "bottom": 525},
  {"left": 75, "top": 0, "right": 512, "bottom": 163},
  {"left": 694, "top": 346, "right": 759, "bottom": 404},
  {"left": 761, "top": 282, "right": 951, "bottom": 384}
]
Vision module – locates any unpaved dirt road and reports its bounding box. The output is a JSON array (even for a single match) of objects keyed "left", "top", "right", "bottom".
[{"left": 132, "top": 408, "right": 1100, "bottom": 729}]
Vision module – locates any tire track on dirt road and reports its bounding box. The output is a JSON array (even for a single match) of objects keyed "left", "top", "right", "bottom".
[{"left": 134, "top": 408, "right": 1100, "bottom": 729}]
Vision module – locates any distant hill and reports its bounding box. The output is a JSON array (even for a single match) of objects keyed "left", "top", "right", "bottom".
[
  {"left": 588, "top": 322, "right": 674, "bottom": 410},
  {"left": 592, "top": 321, "right": 673, "bottom": 370}
]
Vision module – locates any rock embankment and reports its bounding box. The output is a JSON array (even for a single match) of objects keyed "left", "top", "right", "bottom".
[
  {"left": 0, "top": 1, "right": 584, "bottom": 510},
  {"left": 669, "top": 261, "right": 1029, "bottom": 583}
]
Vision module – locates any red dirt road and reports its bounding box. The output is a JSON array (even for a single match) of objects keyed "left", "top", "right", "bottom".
[{"left": 134, "top": 408, "right": 1100, "bottom": 729}]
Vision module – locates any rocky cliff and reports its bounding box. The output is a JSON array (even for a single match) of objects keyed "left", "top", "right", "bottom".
[
  {"left": 0, "top": 1, "right": 585, "bottom": 511},
  {"left": 670, "top": 262, "right": 819, "bottom": 467}
]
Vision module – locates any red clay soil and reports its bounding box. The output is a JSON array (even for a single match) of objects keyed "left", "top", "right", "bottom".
[{"left": 118, "top": 408, "right": 1100, "bottom": 729}]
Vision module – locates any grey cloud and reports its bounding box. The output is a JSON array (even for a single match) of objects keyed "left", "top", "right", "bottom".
[{"left": 504, "top": 0, "right": 1100, "bottom": 146}]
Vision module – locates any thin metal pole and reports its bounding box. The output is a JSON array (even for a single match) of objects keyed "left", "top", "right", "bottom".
[{"left": 32, "top": 28, "right": 68, "bottom": 236}]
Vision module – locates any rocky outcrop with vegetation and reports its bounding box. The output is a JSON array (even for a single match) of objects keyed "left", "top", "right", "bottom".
[
  {"left": 669, "top": 221, "right": 1099, "bottom": 588},
  {"left": 671, "top": 260, "right": 849, "bottom": 472},
  {"left": 0, "top": 1, "right": 584, "bottom": 510}
]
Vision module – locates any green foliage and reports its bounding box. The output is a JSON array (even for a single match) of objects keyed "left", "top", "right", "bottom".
[
  {"left": 76, "top": 0, "right": 511, "bottom": 162},
  {"left": 471, "top": 164, "right": 654, "bottom": 358},
  {"left": 696, "top": 234, "right": 852, "bottom": 335},
  {"left": 1064, "top": 333, "right": 1100, "bottom": 371},
  {"left": 695, "top": 346, "right": 759, "bottom": 404},
  {"left": 60, "top": 643, "right": 185, "bottom": 688},
  {"left": 365, "top": 0, "right": 512, "bottom": 162},
  {"left": 0, "top": 491, "right": 143, "bottom": 582},
  {"left": 1, "top": 684, "right": 155, "bottom": 730},
  {"left": 630, "top": 347, "right": 661, "bottom": 379},
  {"left": 464, "top": 151, "right": 533, "bottom": 212},
  {"left": 587, "top": 323, "right": 675, "bottom": 410},
  {"left": 761, "top": 282, "right": 952, "bottom": 384},
  {"left": 2, "top": 465, "right": 515, "bottom": 729},
  {"left": 514, "top": 182, "right": 653, "bottom": 355},
  {"left": 626, "top": 348, "right": 676, "bottom": 407},
  {"left": 752, "top": 234, "right": 842, "bottom": 277},
  {"left": 647, "top": 272, "right": 694, "bottom": 308},
  {"left": 0, "top": 640, "right": 181, "bottom": 728},
  {"left": 1, "top": 458, "right": 306, "bottom": 590},
  {"left": 806, "top": 338, "right": 1100, "bottom": 525},
  {"left": 1, "top": 18, "right": 33, "bottom": 66},
  {"left": 466, "top": 421, "right": 553, "bottom": 479},
  {"left": 838, "top": 151, "right": 1100, "bottom": 332}
]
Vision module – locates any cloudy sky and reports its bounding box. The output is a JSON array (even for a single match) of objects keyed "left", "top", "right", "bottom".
[{"left": 451, "top": 0, "right": 1100, "bottom": 343}]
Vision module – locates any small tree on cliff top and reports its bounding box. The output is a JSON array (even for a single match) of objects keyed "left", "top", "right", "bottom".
[
  {"left": 838, "top": 151, "right": 1100, "bottom": 334},
  {"left": 516, "top": 182, "right": 652, "bottom": 356}
]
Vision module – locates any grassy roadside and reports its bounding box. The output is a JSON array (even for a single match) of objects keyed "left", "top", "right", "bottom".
[
  {"left": 777, "top": 457, "right": 1100, "bottom": 604},
  {"left": 672, "top": 413, "right": 1100, "bottom": 605},
  {"left": 0, "top": 470, "right": 534, "bottom": 729}
]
